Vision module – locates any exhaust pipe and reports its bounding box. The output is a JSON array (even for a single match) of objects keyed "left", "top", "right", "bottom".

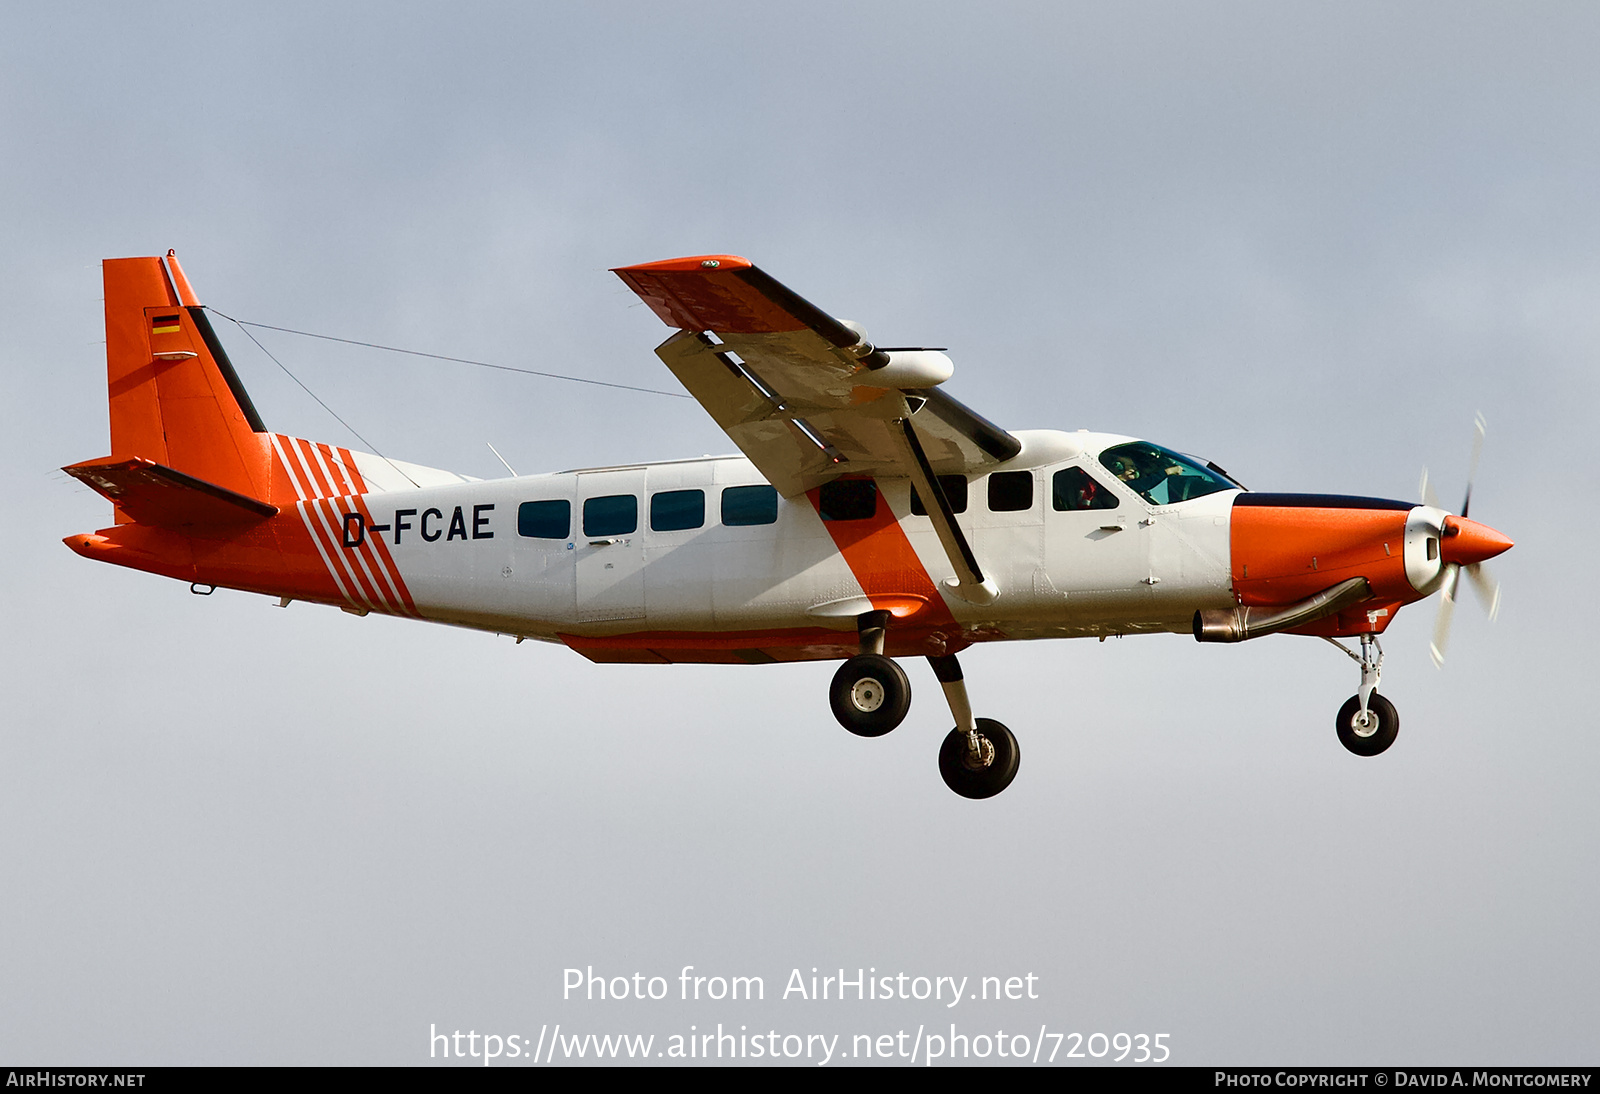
[{"left": 1194, "top": 577, "right": 1372, "bottom": 643}]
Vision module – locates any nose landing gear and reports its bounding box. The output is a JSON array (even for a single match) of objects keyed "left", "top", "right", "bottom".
[
  {"left": 1325, "top": 632, "right": 1399, "bottom": 756},
  {"left": 1337, "top": 692, "right": 1399, "bottom": 756}
]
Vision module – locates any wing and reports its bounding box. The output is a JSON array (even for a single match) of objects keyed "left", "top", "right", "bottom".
[
  {"left": 612, "top": 255, "right": 1020, "bottom": 498},
  {"left": 613, "top": 254, "right": 1015, "bottom": 603}
]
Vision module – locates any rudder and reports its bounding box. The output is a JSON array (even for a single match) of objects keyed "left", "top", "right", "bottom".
[{"left": 102, "top": 252, "right": 273, "bottom": 514}]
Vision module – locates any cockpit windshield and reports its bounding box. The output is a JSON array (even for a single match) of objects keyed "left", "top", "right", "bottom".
[{"left": 1098, "top": 442, "right": 1239, "bottom": 506}]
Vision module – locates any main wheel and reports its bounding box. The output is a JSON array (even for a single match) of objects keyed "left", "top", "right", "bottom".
[
  {"left": 938, "top": 718, "right": 1020, "bottom": 799},
  {"left": 829, "top": 654, "right": 911, "bottom": 737},
  {"left": 1336, "top": 693, "right": 1399, "bottom": 756}
]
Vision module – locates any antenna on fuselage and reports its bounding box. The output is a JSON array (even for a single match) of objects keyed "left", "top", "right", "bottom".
[{"left": 486, "top": 441, "right": 518, "bottom": 478}]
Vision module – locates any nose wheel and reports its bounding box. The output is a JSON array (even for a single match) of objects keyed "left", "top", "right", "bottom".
[
  {"left": 1337, "top": 693, "right": 1399, "bottom": 756},
  {"left": 1325, "top": 632, "right": 1400, "bottom": 756}
]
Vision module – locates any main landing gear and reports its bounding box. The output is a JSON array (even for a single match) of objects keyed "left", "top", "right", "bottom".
[
  {"left": 830, "top": 612, "right": 911, "bottom": 737},
  {"left": 828, "top": 612, "right": 1020, "bottom": 798},
  {"left": 929, "top": 655, "right": 1020, "bottom": 799},
  {"left": 1325, "top": 632, "right": 1399, "bottom": 756}
]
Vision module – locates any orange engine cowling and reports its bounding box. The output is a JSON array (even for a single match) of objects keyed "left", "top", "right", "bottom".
[
  {"left": 1230, "top": 494, "right": 1415, "bottom": 606},
  {"left": 1222, "top": 493, "right": 1512, "bottom": 639}
]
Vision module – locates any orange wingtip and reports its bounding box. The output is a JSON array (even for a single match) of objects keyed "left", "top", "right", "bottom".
[
  {"left": 63, "top": 533, "right": 117, "bottom": 560},
  {"left": 611, "top": 254, "right": 752, "bottom": 273}
]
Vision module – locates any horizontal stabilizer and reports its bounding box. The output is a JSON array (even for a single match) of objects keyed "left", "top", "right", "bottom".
[{"left": 64, "top": 456, "right": 278, "bottom": 528}]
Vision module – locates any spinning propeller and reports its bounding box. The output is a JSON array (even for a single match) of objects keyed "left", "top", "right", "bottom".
[{"left": 1419, "top": 413, "right": 1510, "bottom": 666}]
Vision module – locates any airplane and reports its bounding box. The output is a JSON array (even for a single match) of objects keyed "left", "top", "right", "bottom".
[{"left": 63, "top": 251, "right": 1513, "bottom": 798}]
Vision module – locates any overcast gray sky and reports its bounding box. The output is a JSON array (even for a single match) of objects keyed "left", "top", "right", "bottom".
[{"left": 3, "top": 1, "right": 1596, "bottom": 1066}]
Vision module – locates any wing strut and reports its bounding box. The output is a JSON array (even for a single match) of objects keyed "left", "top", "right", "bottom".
[{"left": 897, "top": 418, "right": 998, "bottom": 605}]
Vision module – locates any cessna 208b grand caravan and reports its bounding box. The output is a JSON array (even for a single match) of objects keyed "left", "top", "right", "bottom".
[{"left": 64, "top": 252, "right": 1512, "bottom": 798}]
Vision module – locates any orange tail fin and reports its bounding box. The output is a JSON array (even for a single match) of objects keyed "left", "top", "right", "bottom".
[{"left": 86, "top": 251, "right": 275, "bottom": 520}]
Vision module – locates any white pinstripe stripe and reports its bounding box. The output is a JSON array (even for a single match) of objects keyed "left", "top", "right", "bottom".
[
  {"left": 319, "top": 497, "right": 382, "bottom": 610},
  {"left": 295, "top": 499, "right": 357, "bottom": 604},
  {"left": 323, "top": 445, "right": 417, "bottom": 617},
  {"left": 352, "top": 502, "right": 419, "bottom": 618},
  {"left": 352, "top": 512, "right": 411, "bottom": 614},
  {"left": 270, "top": 434, "right": 314, "bottom": 500},
  {"left": 274, "top": 434, "right": 376, "bottom": 610},
  {"left": 313, "top": 441, "right": 356, "bottom": 495},
  {"left": 295, "top": 441, "right": 374, "bottom": 588},
  {"left": 272, "top": 434, "right": 362, "bottom": 606},
  {"left": 320, "top": 496, "right": 389, "bottom": 612},
  {"left": 303, "top": 491, "right": 369, "bottom": 609},
  {"left": 272, "top": 433, "right": 421, "bottom": 618},
  {"left": 332, "top": 448, "right": 367, "bottom": 493},
  {"left": 305, "top": 442, "right": 408, "bottom": 612},
  {"left": 293, "top": 436, "right": 337, "bottom": 496},
  {"left": 320, "top": 447, "right": 415, "bottom": 615}
]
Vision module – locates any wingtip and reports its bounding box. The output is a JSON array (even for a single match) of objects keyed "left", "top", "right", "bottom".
[{"left": 611, "top": 254, "right": 752, "bottom": 274}]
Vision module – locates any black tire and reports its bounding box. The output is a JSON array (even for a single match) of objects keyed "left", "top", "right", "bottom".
[
  {"left": 938, "top": 718, "right": 1021, "bottom": 799},
  {"left": 1336, "top": 693, "right": 1399, "bottom": 756},
  {"left": 829, "top": 654, "right": 911, "bottom": 737}
]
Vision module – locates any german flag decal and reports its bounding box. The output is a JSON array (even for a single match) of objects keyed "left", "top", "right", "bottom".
[{"left": 150, "top": 314, "right": 182, "bottom": 334}]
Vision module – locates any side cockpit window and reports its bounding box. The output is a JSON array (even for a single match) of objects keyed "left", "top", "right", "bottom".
[
  {"left": 1052, "top": 467, "right": 1119, "bottom": 511},
  {"left": 1098, "top": 442, "right": 1235, "bottom": 506},
  {"left": 987, "top": 471, "right": 1034, "bottom": 512}
]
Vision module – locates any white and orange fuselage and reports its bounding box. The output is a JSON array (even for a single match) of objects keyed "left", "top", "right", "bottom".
[{"left": 67, "top": 426, "right": 1510, "bottom": 662}]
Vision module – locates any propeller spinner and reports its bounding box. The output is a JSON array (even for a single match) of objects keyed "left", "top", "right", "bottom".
[{"left": 1419, "top": 413, "right": 1511, "bottom": 666}]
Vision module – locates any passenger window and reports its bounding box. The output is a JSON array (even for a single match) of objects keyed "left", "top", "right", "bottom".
[
  {"left": 517, "top": 499, "right": 570, "bottom": 539},
  {"left": 818, "top": 479, "right": 877, "bottom": 521},
  {"left": 909, "top": 475, "right": 969, "bottom": 516},
  {"left": 987, "top": 471, "right": 1034, "bottom": 512},
  {"left": 583, "top": 494, "right": 637, "bottom": 537},
  {"left": 650, "top": 489, "right": 705, "bottom": 531},
  {"left": 721, "top": 484, "right": 779, "bottom": 526},
  {"left": 1052, "top": 467, "right": 1119, "bottom": 512}
]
